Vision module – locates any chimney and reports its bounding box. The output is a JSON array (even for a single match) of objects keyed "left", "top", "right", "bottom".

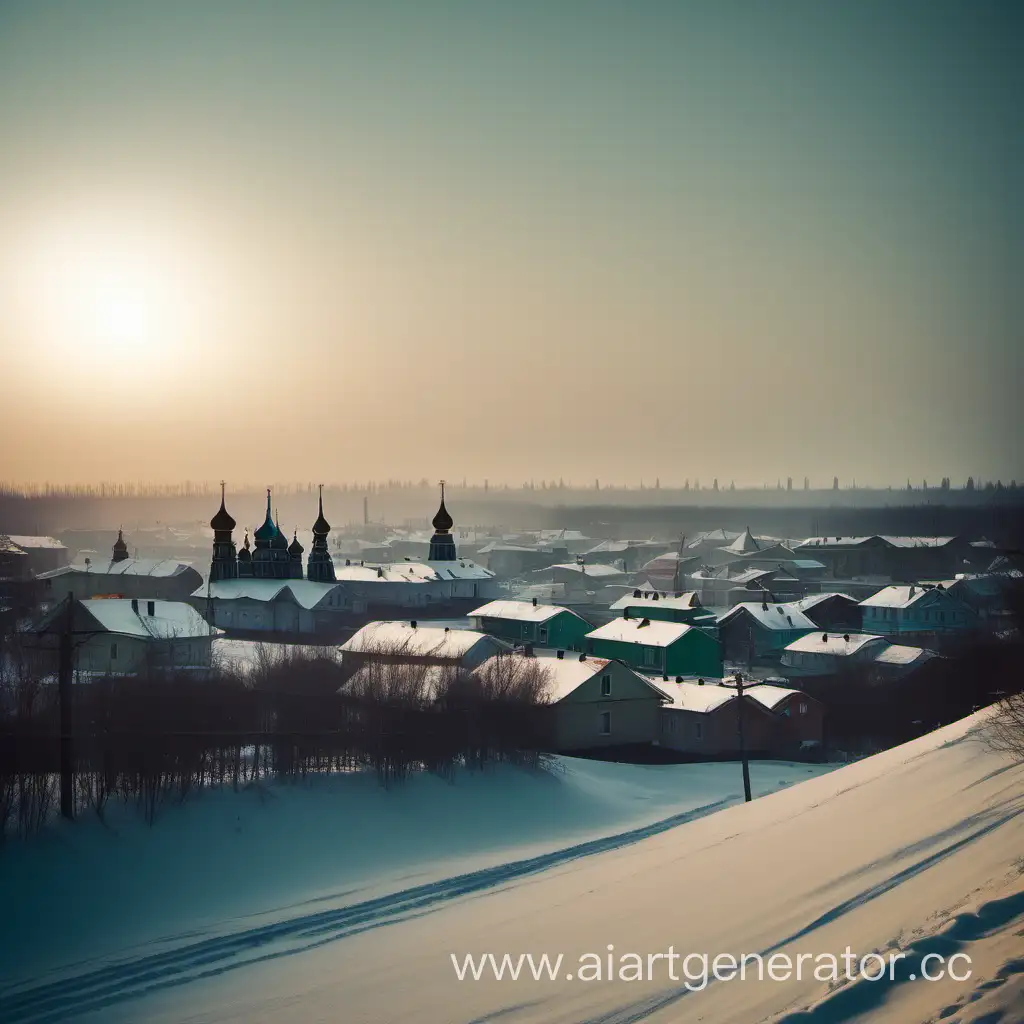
[
  {"left": 822, "top": 633, "right": 829, "bottom": 642},
  {"left": 675, "top": 675, "right": 683, "bottom": 683},
  {"left": 662, "top": 673, "right": 668, "bottom": 681},
  {"left": 843, "top": 633, "right": 850, "bottom": 642},
  {"left": 444, "top": 626, "right": 450, "bottom": 633},
  {"left": 579, "top": 653, "right": 586, "bottom": 662},
  {"left": 146, "top": 601, "right": 155, "bottom": 617},
  {"left": 652, "top": 592, "right": 659, "bottom": 601},
  {"left": 377, "top": 567, "right": 384, "bottom": 578},
  {"left": 410, "top": 620, "right": 417, "bottom": 628},
  {"left": 556, "top": 650, "right": 564, "bottom": 659},
  {"left": 131, "top": 598, "right": 138, "bottom": 613},
  {"left": 639, "top": 617, "right": 650, "bottom": 627},
  {"left": 532, "top": 597, "right": 537, "bottom": 606},
  {"left": 697, "top": 678, "right": 705, "bottom": 686},
  {"left": 345, "top": 558, "right": 351, "bottom": 566}
]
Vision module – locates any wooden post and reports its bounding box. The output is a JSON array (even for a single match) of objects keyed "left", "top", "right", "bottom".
[
  {"left": 58, "top": 592, "right": 74, "bottom": 820},
  {"left": 735, "top": 672, "right": 752, "bottom": 803}
]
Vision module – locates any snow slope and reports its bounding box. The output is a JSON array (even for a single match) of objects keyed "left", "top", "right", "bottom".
[{"left": 0, "top": 757, "right": 830, "bottom": 1010}]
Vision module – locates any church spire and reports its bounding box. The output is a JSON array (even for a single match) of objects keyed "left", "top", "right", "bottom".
[
  {"left": 428, "top": 479, "right": 457, "bottom": 561},
  {"left": 209, "top": 481, "right": 239, "bottom": 581},
  {"left": 307, "top": 483, "right": 336, "bottom": 582},
  {"left": 111, "top": 526, "right": 129, "bottom": 563}
]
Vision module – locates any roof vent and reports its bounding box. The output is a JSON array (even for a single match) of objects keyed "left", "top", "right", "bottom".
[
  {"left": 556, "top": 650, "right": 564, "bottom": 660},
  {"left": 377, "top": 567, "right": 384, "bottom": 578},
  {"left": 822, "top": 633, "right": 829, "bottom": 642},
  {"left": 147, "top": 601, "right": 155, "bottom": 616},
  {"left": 675, "top": 675, "right": 682, "bottom": 683},
  {"left": 579, "top": 653, "right": 586, "bottom": 662},
  {"left": 532, "top": 597, "right": 537, "bottom": 606},
  {"left": 697, "top": 678, "right": 705, "bottom": 686},
  {"left": 410, "top": 620, "right": 417, "bottom": 628},
  {"left": 843, "top": 633, "right": 850, "bottom": 642},
  {"left": 652, "top": 592, "right": 660, "bottom": 601},
  {"left": 633, "top": 589, "right": 642, "bottom": 598},
  {"left": 345, "top": 558, "right": 351, "bottom": 566},
  {"left": 662, "top": 673, "right": 669, "bottom": 681},
  {"left": 444, "top": 626, "right": 450, "bottom": 633},
  {"left": 639, "top": 617, "right": 651, "bottom": 627}
]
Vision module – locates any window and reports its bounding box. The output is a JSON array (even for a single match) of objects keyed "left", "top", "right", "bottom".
[
  {"left": 599, "top": 711, "right": 611, "bottom": 735},
  {"left": 110, "top": 642, "right": 117, "bottom": 659},
  {"left": 641, "top": 646, "right": 661, "bottom": 668},
  {"left": 601, "top": 674, "right": 611, "bottom": 696},
  {"left": 538, "top": 627, "right": 548, "bottom": 643},
  {"left": 799, "top": 702, "right": 808, "bottom": 715}
]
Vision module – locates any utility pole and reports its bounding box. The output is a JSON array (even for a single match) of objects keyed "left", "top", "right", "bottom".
[
  {"left": 735, "top": 672, "right": 752, "bottom": 803},
  {"left": 58, "top": 592, "right": 75, "bottom": 820}
]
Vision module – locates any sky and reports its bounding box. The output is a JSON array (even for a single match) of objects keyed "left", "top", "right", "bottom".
[{"left": 0, "top": 0, "right": 1021, "bottom": 488}]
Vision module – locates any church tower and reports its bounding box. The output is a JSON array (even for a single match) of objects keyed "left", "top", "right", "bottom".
[
  {"left": 237, "top": 531, "right": 253, "bottom": 577},
  {"left": 427, "top": 480, "right": 457, "bottom": 561},
  {"left": 271, "top": 512, "right": 290, "bottom": 576},
  {"left": 252, "top": 489, "right": 277, "bottom": 578},
  {"left": 287, "top": 530, "right": 304, "bottom": 579},
  {"left": 111, "top": 527, "right": 130, "bottom": 563},
  {"left": 307, "top": 484, "right": 336, "bottom": 582},
  {"left": 209, "top": 482, "right": 239, "bottom": 581}
]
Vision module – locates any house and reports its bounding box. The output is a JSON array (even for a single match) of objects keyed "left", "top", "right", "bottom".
[
  {"left": 39, "top": 556, "right": 204, "bottom": 604},
  {"left": 794, "top": 536, "right": 894, "bottom": 578},
  {"left": 331, "top": 558, "right": 500, "bottom": 609},
  {"left": 584, "top": 618, "right": 722, "bottom": 677},
  {"left": 35, "top": 598, "right": 219, "bottom": 676},
  {"left": 716, "top": 601, "right": 817, "bottom": 661},
  {"left": 6, "top": 535, "right": 69, "bottom": 575},
  {"left": 195, "top": 579, "right": 364, "bottom": 635},
  {"left": 475, "top": 649, "right": 668, "bottom": 752},
  {"left": 477, "top": 543, "right": 567, "bottom": 577},
  {"left": 633, "top": 551, "right": 703, "bottom": 591},
  {"left": 650, "top": 677, "right": 824, "bottom": 758},
  {"left": 468, "top": 599, "right": 592, "bottom": 650},
  {"left": 583, "top": 540, "right": 665, "bottom": 572},
  {"left": 780, "top": 632, "right": 889, "bottom": 676},
  {"left": 859, "top": 584, "right": 978, "bottom": 637},
  {"left": 791, "top": 592, "right": 862, "bottom": 631},
  {"left": 339, "top": 621, "right": 510, "bottom": 670},
  {"left": 877, "top": 536, "right": 971, "bottom": 580},
  {"left": 608, "top": 590, "right": 717, "bottom": 627}
]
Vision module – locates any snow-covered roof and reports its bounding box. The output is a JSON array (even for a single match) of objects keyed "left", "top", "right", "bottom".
[
  {"left": 333, "top": 560, "right": 495, "bottom": 583},
  {"left": 744, "top": 682, "right": 804, "bottom": 710},
  {"left": 859, "top": 585, "right": 943, "bottom": 609},
  {"left": 0, "top": 536, "right": 27, "bottom": 556},
  {"left": 469, "top": 600, "right": 583, "bottom": 624},
  {"left": 585, "top": 539, "right": 659, "bottom": 554},
  {"left": 81, "top": 599, "right": 218, "bottom": 639},
  {"left": 645, "top": 678, "right": 737, "bottom": 713},
  {"left": 721, "top": 528, "right": 762, "bottom": 555},
  {"left": 7, "top": 535, "right": 67, "bottom": 551},
  {"left": 792, "top": 592, "right": 859, "bottom": 611},
  {"left": 586, "top": 618, "right": 695, "bottom": 647},
  {"left": 40, "top": 558, "right": 197, "bottom": 580},
  {"left": 473, "top": 649, "right": 615, "bottom": 703},
  {"left": 717, "top": 602, "right": 817, "bottom": 631},
  {"left": 608, "top": 591, "right": 702, "bottom": 612},
  {"left": 872, "top": 644, "right": 936, "bottom": 667},
  {"left": 879, "top": 536, "right": 958, "bottom": 549},
  {"left": 784, "top": 632, "right": 887, "bottom": 656},
  {"left": 340, "top": 621, "right": 506, "bottom": 660},
  {"left": 196, "top": 579, "right": 347, "bottom": 610},
  {"left": 797, "top": 536, "right": 883, "bottom": 549},
  {"left": 544, "top": 563, "right": 626, "bottom": 578}
]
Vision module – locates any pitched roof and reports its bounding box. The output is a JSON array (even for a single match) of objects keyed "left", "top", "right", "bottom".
[
  {"left": 784, "top": 632, "right": 887, "bottom": 656},
  {"left": 339, "top": 621, "right": 507, "bottom": 660},
  {"left": 196, "top": 579, "right": 347, "bottom": 610},
  {"left": 7, "top": 535, "right": 67, "bottom": 550},
  {"left": 585, "top": 618, "right": 696, "bottom": 647},
  {"left": 474, "top": 649, "right": 642, "bottom": 703},
  {"left": 80, "top": 599, "right": 217, "bottom": 640},
  {"left": 608, "top": 591, "right": 702, "bottom": 612},
  {"left": 469, "top": 600, "right": 583, "bottom": 624},
  {"left": 872, "top": 644, "right": 936, "bottom": 667},
  {"left": 859, "top": 585, "right": 951, "bottom": 609},
  {"left": 717, "top": 602, "right": 817, "bottom": 631},
  {"left": 544, "top": 563, "right": 626, "bottom": 577},
  {"left": 41, "top": 558, "right": 198, "bottom": 580},
  {"left": 792, "top": 592, "right": 860, "bottom": 611}
]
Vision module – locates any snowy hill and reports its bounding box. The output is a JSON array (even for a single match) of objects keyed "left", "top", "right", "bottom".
[{"left": 2, "top": 714, "right": 1022, "bottom": 1024}]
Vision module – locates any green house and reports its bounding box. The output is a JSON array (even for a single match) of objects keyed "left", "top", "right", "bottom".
[
  {"left": 469, "top": 599, "right": 592, "bottom": 650},
  {"left": 608, "top": 590, "right": 718, "bottom": 627},
  {"left": 585, "top": 617, "right": 723, "bottom": 677}
]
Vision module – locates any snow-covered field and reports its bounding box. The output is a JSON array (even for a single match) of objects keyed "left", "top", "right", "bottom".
[{"left": 2, "top": 713, "right": 1022, "bottom": 1024}]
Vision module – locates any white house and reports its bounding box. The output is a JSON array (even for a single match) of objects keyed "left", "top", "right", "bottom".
[
  {"left": 339, "top": 621, "right": 510, "bottom": 669},
  {"left": 332, "top": 559, "right": 499, "bottom": 609},
  {"left": 36, "top": 598, "right": 219, "bottom": 676},
  {"left": 194, "top": 579, "right": 364, "bottom": 634},
  {"left": 780, "top": 632, "right": 889, "bottom": 675},
  {"left": 859, "top": 584, "right": 977, "bottom": 635},
  {"left": 39, "top": 558, "right": 203, "bottom": 603}
]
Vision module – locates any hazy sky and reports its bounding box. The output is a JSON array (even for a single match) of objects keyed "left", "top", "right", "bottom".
[{"left": 1, "top": 1, "right": 1021, "bottom": 488}]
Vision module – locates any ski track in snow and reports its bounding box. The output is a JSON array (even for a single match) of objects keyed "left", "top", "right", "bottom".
[{"left": 0, "top": 798, "right": 737, "bottom": 1023}]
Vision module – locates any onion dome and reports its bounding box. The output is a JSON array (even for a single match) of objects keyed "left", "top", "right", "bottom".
[
  {"left": 210, "top": 482, "right": 236, "bottom": 532},
  {"left": 253, "top": 490, "right": 276, "bottom": 543},
  {"left": 238, "top": 532, "right": 252, "bottom": 561},
  {"left": 432, "top": 481, "right": 454, "bottom": 532},
  {"left": 111, "top": 527, "right": 129, "bottom": 562},
  {"left": 312, "top": 484, "right": 330, "bottom": 536},
  {"left": 271, "top": 513, "right": 288, "bottom": 549},
  {"left": 288, "top": 530, "right": 304, "bottom": 556}
]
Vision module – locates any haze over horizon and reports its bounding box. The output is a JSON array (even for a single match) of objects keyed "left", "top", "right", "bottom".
[{"left": 1, "top": 1, "right": 1022, "bottom": 488}]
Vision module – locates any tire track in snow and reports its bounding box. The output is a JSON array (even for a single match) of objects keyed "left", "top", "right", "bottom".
[{"left": 0, "top": 798, "right": 735, "bottom": 1024}]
